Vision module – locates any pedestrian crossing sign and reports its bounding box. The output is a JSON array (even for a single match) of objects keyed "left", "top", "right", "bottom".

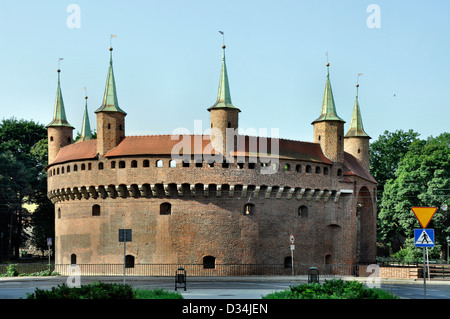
[{"left": 414, "top": 229, "right": 434, "bottom": 247}]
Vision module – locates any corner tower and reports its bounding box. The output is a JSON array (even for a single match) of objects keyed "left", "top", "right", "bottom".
[
  {"left": 344, "top": 83, "right": 371, "bottom": 171},
  {"left": 95, "top": 47, "right": 126, "bottom": 156},
  {"left": 76, "top": 96, "right": 93, "bottom": 143},
  {"left": 208, "top": 44, "right": 240, "bottom": 155},
  {"left": 46, "top": 68, "right": 74, "bottom": 164},
  {"left": 312, "top": 62, "right": 345, "bottom": 163}
]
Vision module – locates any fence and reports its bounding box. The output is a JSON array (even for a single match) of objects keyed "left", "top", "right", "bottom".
[
  {"left": 2, "top": 262, "right": 442, "bottom": 279},
  {"left": 53, "top": 263, "right": 359, "bottom": 277}
]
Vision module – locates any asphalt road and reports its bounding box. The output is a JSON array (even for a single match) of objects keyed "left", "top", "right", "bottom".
[{"left": 0, "top": 276, "right": 449, "bottom": 300}]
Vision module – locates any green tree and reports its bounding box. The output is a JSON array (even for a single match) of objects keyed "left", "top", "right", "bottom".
[
  {"left": 378, "top": 133, "right": 450, "bottom": 258},
  {"left": 0, "top": 118, "right": 51, "bottom": 258}
]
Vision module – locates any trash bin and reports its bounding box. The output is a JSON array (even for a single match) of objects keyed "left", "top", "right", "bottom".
[
  {"left": 175, "top": 267, "right": 186, "bottom": 291},
  {"left": 308, "top": 267, "right": 319, "bottom": 284}
]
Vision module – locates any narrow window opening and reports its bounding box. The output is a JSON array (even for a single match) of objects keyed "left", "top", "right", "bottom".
[
  {"left": 131, "top": 160, "right": 137, "bottom": 168},
  {"left": 111, "top": 161, "right": 116, "bottom": 169},
  {"left": 125, "top": 255, "right": 135, "bottom": 268},
  {"left": 183, "top": 160, "right": 190, "bottom": 168},
  {"left": 88, "top": 163, "right": 92, "bottom": 170},
  {"left": 169, "top": 160, "right": 176, "bottom": 168},
  {"left": 337, "top": 169, "right": 342, "bottom": 176},
  {"left": 160, "top": 202, "right": 171, "bottom": 215},
  {"left": 284, "top": 256, "right": 292, "bottom": 269},
  {"left": 58, "top": 208, "right": 61, "bottom": 219},
  {"left": 50, "top": 136, "right": 54, "bottom": 142},
  {"left": 306, "top": 165, "right": 311, "bottom": 173},
  {"left": 284, "top": 164, "right": 291, "bottom": 171},
  {"left": 298, "top": 205, "right": 308, "bottom": 218},
  {"left": 92, "top": 204, "right": 101, "bottom": 216},
  {"left": 74, "top": 164, "right": 78, "bottom": 172},
  {"left": 107, "top": 123, "right": 111, "bottom": 129},
  {"left": 98, "top": 162, "right": 104, "bottom": 170},
  {"left": 295, "top": 164, "right": 302, "bottom": 173},
  {"left": 323, "top": 167, "right": 329, "bottom": 175},
  {"left": 315, "top": 166, "right": 321, "bottom": 174},
  {"left": 119, "top": 161, "right": 125, "bottom": 168},
  {"left": 248, "top": 163, "right": 256, "bottom": 169},
  {"left": 71, "top": 254, "right": 77, "bottom": 265},
  {"left": 143, "top": 160, "right": 149, "bottom": 167},
  {"left": 203, "top": 256, "right": 216, "bottom": 269},
  {"left": 156, "top": 160, "right": 163, "bottom": 168}
]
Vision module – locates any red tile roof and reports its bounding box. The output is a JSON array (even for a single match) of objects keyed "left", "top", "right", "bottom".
[
  {"left": 47, "top": 134, "right": 376, "bottom": 183},
  {"left": 343, "top": 152, "right": 377, "bottom": 183},
  {"left": 50, "top": 139, "right": 98, "bottom": 165}
]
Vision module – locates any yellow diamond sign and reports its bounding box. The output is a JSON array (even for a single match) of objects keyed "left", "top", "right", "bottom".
[{"left": 411, "top": 207, "right": 437, "bottom": 228}]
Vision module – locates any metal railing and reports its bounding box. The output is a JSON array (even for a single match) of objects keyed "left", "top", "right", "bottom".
[{"left": 51, "top": 263, "right": 359, "bottom": 277}]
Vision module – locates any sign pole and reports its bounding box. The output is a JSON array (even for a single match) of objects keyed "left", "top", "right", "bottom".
[
  {"left": 123, "top": 231, "right": 127, "bottom": 285},
  {"left": 423, "top": 247, "right": 426, "bottom": 299}
]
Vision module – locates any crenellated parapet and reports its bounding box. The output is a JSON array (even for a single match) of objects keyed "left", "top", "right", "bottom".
[{"left": 48, "top": 182, "right": 350, "bottom": 204}]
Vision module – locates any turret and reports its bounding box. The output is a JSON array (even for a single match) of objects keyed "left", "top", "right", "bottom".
[
  {"left": 208, "top": 44, "right": 240, "bottom": 155},
  {"left": 344, "top": 83, "right": 371, "bottom": 171},
  {"left": 95, "top": 47, "right": 126, "bottom": 156},
  {"left": 46, "top": 68, "right": 74, "bottom": 164},
  {"left": 76, "top": 95, "right": 93, "bottom": 143},
  {"left": 312, "top": 63, "right": 345, "bottom": 163}
]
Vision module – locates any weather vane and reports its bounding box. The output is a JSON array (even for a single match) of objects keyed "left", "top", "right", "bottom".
[
  {"left": 357, "top": 73, "right": 363, "bottom": 85},
  {"left": 110, "top": 34, "right": 117, "bottom": 47},
  {"left": 58, "top": 57, "right": 64, "bottom": 70},
  {"left": 219, "top": 30, "right": 225, "bottom": 46}
]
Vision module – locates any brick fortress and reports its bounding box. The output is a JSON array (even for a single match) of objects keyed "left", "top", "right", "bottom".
[{"left": 46, "top": 44, "right": 377, "bottom": 272}]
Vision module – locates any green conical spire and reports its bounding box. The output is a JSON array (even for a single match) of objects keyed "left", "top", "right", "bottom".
[
  {"left": 312, "top": 63, "right": 345, "bottom": 123},
  {"left": 95, "top": 47, "right": 126, "bottom": 114},
  {"left": 208, "top": 45, "right": 240, "bottom": 112},
  {"left": 345, "top": 84, "right": 370, "bottom": 138},
  {"left": 46, "top": 69, "right": 74, "bottom": 128},
  {"left": 77, "top": 96, "right": 93, "bottom": 142}
]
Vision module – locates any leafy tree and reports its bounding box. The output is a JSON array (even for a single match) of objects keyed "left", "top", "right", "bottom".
[
  {"left": 378, "top": 133, "right": 450, "bottom": 258},
  {"left": 370, "top": 129, "right": 420, "bottom": 201},
  {"left": 0, "top": 118, "right": 51, "bottom": 258}
]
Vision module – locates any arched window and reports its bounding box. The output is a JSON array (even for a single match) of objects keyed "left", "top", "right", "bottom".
[
  {"left": 305, "top": 165, "right": 311, "bottom": 173},
  {"left": 67, "top": 137, "right": 71, "bottom": 143},
  {"left": 203, "top": 256, "right": 216, "bottom": 269},
  {"left": 92, "top": 204, "right": 101, "bottom": 216},
  {"left": 88, "top": 163, "right": 92, "bottom": 170},
  {"left": 58, "top": 208, "right": 61, "bottom": 219},
  {"left": 98, "top": 162, "right": 104, "bottom": 170},
  {"left": 61, "top": 166, "right": 64, "bottom": 174},
  {"left": 323, "top": 167, "right": 329, "bottom": 175},
  {"left": 50, "top": 136, "right": 54, "bottom": 142},
  {"left": 119, "top": 161, "right": 125, "bottom": 168},
  {"left": 67, "top": 165, "right": 71, "bottom": 173},
  {"left": 125, "top": 255, "right": 135, "bottom": 268},
  {"left": 284, "top": 164, "right": 291, "bottom": 171},
  {"left": 315, "top": 166, "right": 321, "bottom": 174},
  {"left": 284, "top": 256, "right": 292, "bottom": 269},
  {"left": 111, "top": 161, "right": 116, "bottom": 169},
  {"left": 337, "top": 169, "right": 342, "bottom": 176},
  {"left": 169, "top": 160, "right": 176, "bottom": 168},
  {"left": 71, "top": 254, "right": 77, "bottom": 265},
  {"left": 160, "top": 202, "right": 171, "bottom": 215},
  {"left": 143, "top": 160, "right": 149, "bottom": 167},
  {"left": 156, "top": 160, "right": 163, "bottom": 168},
  {"left": 131, "top": 160, "right": 137, "bottom": 168},
  {"left": 74, "top": 164, "right": 78, "bottom": 172},
  {"left": 298, "top": 205, "right": 308, "bottom": 218},
  {"left": 244, "top": 203, "right": 255, "bottom": 215},
  {"left": 57, "top": 168, "right": 60, "bottom": 174},
  {"left": 81, "top": 164, "right": 86, "bottom": 170}
]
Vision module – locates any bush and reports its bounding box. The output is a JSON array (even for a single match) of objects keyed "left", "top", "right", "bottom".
[
  {"left": 134, "top": 288, "right": 183, "bottom": 299},
  {"left": 26, "top": 282, "right": 135, "bottom": 299},
  {"left": 262, "top": 279, "right": 398, "bottom": 299}
]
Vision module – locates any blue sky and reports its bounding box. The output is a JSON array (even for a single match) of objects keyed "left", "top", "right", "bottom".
[{"left": 0, "top": 0, "right": 448, "bottom": 142}]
